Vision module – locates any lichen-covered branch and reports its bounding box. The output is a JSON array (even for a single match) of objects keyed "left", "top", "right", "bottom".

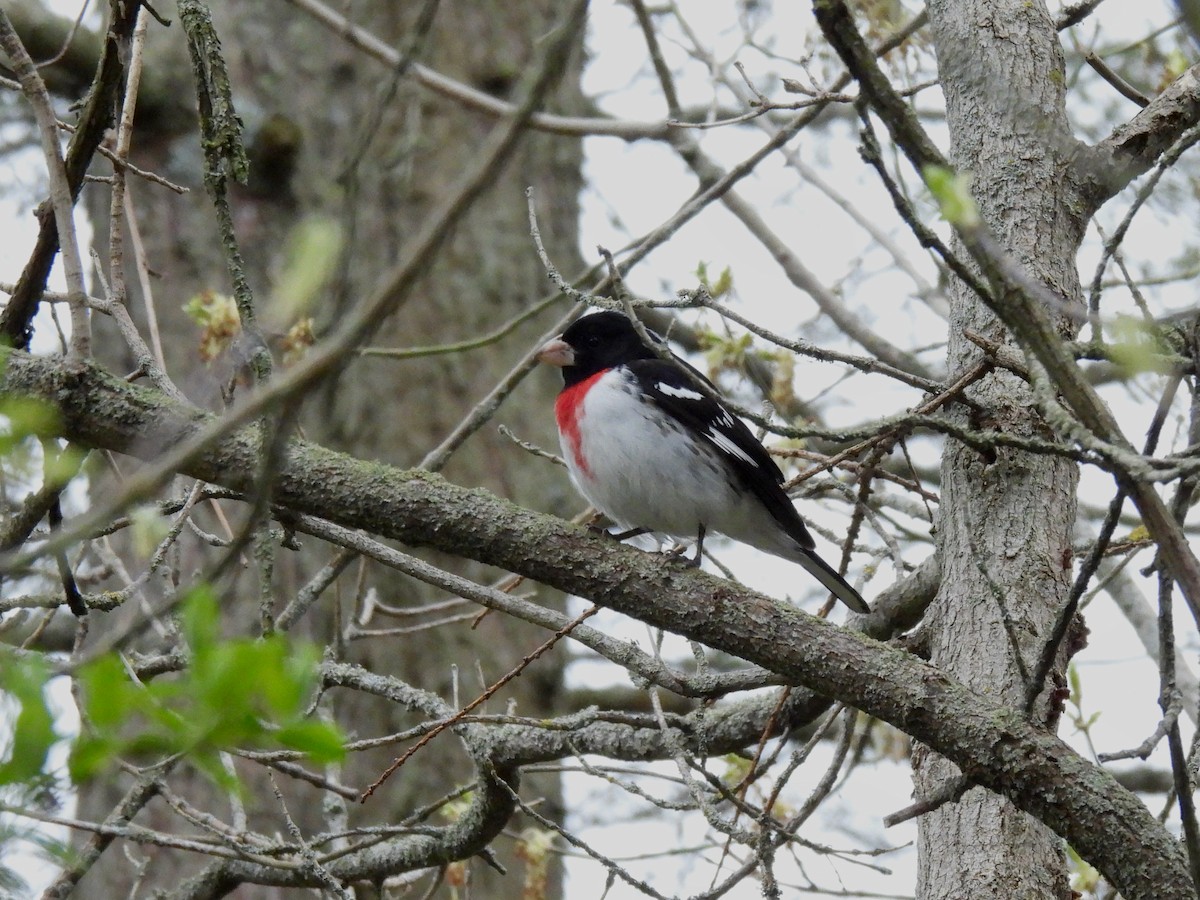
[{"left": 0, "top": 349, "right": 1188, "bottom": 900}]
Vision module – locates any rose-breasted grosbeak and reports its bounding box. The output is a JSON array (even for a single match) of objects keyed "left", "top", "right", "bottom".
[{"left": 538, "top": 310, "right": 870, "bottom": 614}]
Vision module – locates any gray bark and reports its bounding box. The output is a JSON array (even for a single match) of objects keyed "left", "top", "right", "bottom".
[
  {"left": 0, "top": 349, "right": 1192, "bottom": 900},
  {"left": 61, "top": 1, "right": 584, "bottom": 896},
  {"left": 916, "top": 2, "right": 1083, "bottom": 897}
]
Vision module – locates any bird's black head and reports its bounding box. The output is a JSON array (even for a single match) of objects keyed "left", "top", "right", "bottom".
[{"left": 538, "top": 311, "right": 663, "bottom": 386}]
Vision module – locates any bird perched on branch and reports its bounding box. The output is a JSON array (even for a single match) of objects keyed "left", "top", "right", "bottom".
[{"left": 537, "top": 310, "right": 869, "bottom": 614}]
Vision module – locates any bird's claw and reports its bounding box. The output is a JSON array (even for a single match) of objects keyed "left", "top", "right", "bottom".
[{"left": 664, "top": 543, "right": 702, "bottom": 568}]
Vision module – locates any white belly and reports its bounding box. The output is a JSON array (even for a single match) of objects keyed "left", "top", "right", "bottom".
[{"left": 561, "top": 370, "right": 799, "bottom": 557}]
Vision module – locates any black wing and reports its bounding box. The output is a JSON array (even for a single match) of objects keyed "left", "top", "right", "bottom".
[{"left": 627, "top": 358, "right": 816, "bottom": 551}]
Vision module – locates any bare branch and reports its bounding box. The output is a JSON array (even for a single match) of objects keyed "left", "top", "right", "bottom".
[
  {"left": 0, "top": 3, "right": 142, "bottom": 347},
  {"left": 1082, "top": 62, "right": 1200, "bottom": 212},
  {"left": 0, "top": 350, "right": 1190, "bottom": 900}
]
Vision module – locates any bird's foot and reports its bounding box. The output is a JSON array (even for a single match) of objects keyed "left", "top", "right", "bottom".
[
  {"left": 589, "top": 524, "right": 652, "bottom": 543},
  {"left": 664, "top": 542, "right": 702, "bottom": 568}
]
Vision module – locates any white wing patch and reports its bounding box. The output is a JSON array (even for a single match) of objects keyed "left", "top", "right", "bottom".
[
  {"left": 655, "top": 382, "right": 705, "bottom": 401},
  {"left": 706, "top": 428, "right": 757, "bottom": 465}
]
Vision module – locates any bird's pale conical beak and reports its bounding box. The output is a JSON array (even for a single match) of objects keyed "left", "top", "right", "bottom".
[{"left": 536, "top": 337, "right": 575, "bottom": 368}]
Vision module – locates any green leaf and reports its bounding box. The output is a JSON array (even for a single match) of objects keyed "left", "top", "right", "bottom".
[
  {"left": 923, "top": 165, "right": 979, "bottom": 228},
  {"left": 41, "top": 442, "right": 84, "bottom": 486},
  {"left": 1108, "top": 315, "right": 1170, "bottom": 377},
  {"left": 68, "top": 735, "right": 119, "bottom": 783},
  {"left": 694, "top": 262, "right": 733, "bottom": 299},
  {"left": 272, "top": 217, "right": 343, "bottom": 318},
  {"left": 0, "top": 398, "right": 61, "bottom": 454},
  {"left": 274, "top": 720, "right": 345, "bottom": 763},
  {"left": 128, "top": 505, "right": 172, "bottom": 558},
  {"left": 0, "top": 655, "right": 58, "bottom": 785},
  {"left": 77, "top": 655, "right": 135, "bottom": 728},
  {"left": 181, "top": 586, "right": 221, "bottom": 656},
  {"left": 189, "top": 749, "right": 241, "bottom": 794},
  {"left": 68, "top": 589, "right": 345, "bottom": 785},
  {"left": 272, "top": 643, "right": 322, "bottom": 715}
]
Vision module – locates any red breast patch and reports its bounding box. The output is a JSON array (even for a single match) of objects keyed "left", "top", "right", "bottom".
[{"left": 554, "top": 369, "right": 608, "bottom": 476}]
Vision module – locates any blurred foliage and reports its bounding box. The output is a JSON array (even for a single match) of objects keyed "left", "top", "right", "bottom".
[
  {"left": 1108, "top": 314, "right": 1173, "bottom": 378},
  {"left": 0, "top": 655, "right": 59, "bottom": 789},
  {"left": 1068, "top": 842, "right": 1102, "bottom": 896},
  {"left": 126, "top": 504, "right": 172, "bottom": 559},
  {"left": 699, "top": 327, "right": 756, "bottom": 381},
  {"left": 279, "top": 316, "right": 316, "bottom": 367},
  {"left": 694, "top": 260, "right": 734, "bottom": 299},
  {"left": 515, "top": 827, "right": 555, "bottom": 900},
  {"left": 0, "top": 589, "right": 343, "bottom": 798},
  {"left": 923, "top": 165, "right": 980, "bottom": 229},
  {"left": 182, "top": 289, "right": 241, "bottom": 362},
  {"left": 271, "top": 217, "right": 343, "bottom": 320},
  {"left": 70, "top": 588, "right": 344, "bottom": 790},
  {"left": 0, "top": 383, "right": 76, "bottom": 491}
]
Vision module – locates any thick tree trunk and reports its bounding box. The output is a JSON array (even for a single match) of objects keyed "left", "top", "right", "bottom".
[
  {"left": 72, "top": 1, "right": 584, "bottom": 896},
  {"left": 915, "top": 2, "right": 1082, "bottom": 897}
]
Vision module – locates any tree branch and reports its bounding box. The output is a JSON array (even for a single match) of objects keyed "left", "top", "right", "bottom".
[
  {"left": 0, "top": 349, "right": 1189, "bottom": 900},
  {"left": 0, "top": 2, "right": 141, "bottom": 347},
  {"left": 811, "top": 0, "right": 1200, "bottom": 632},
  {"left": 1081, "top": 62, "right": 1200, "bottom": 213},
  {"left": 171, "top": 758, "right": 519, "bottom": 898}
]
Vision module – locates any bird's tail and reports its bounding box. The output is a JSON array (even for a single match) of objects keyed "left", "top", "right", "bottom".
[{"left": 795, "top": 549, "right": 870, "bottom": 614}]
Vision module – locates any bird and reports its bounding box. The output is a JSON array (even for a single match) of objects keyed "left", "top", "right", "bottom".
[{"left": 537, "top": 310, "right": 870, "bottom": 614}]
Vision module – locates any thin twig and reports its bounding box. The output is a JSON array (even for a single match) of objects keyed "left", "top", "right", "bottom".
[
  {"left": 359, "top": 605, "right": 600, "bottom": 800},
  {"left": 1085, "top": 51, "right": 1151, "bottom": 107},
  {"left": 0, "top": 11, "right": 90, "bottom": 355},
  {"left": 1025, "top": 370, "right": 1186, "bottom": 714},
  {"left": 788, "top": 359, "right": 993, "bottom": 489},
  {"left": 3, "top": 0, "right": 588, "bottom": 573},
  {"left": 106, "top": 7, "right": 149, "bottom": 312},
  {"left": 883, "top": 774, "right": 971, "bottom": 828}
]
